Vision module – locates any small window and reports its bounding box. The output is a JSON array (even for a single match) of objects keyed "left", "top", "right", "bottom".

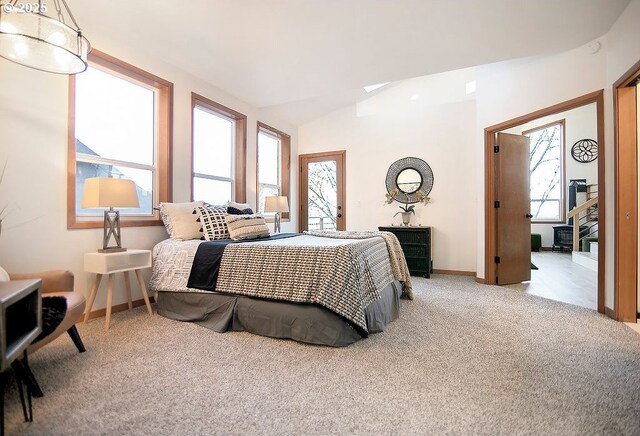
[
  {"left": 525, "top": 120, "right": 565, "bottom": 223},
  {"left": 256, "top": 122, "right": 291, "bottom": 219},
  {"left": 68, "top": 49, "right": 173, "bottom": 229},
  {"left": 191, "top": 93, "right": 246, "bottom": 205}
]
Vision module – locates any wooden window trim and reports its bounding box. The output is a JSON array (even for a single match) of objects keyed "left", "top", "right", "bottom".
[
  {"left": 522, "top": 119, "right": 566, "bottom": 224},
  {"left": 67, "top": 49, "right": 173, "bottom": 229},
  {"left": 191, "top": 93, "right": 246, "bottom": 203},
  {"left": 256, "top": 122, "right": 291, "bottom": 221}
]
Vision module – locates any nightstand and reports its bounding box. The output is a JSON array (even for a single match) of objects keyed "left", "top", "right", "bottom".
[
  {"left": 84, "top": 249, "right": 153, "bottom": 329},
  {"left": 378, "top": 226, "right": 433, "bottom": 278}
]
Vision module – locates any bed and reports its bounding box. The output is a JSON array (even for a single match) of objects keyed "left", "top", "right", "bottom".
[{"left": 149, "top": 229, "right": 413, "bottom": 347}]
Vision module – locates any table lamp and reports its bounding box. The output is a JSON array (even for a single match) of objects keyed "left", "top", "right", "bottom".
[
  {"left": 264, "top": 195, "right": 289, "bottom": 233},
  {"left": 81, "top": 177, "right": 139, "bottom": 252}
]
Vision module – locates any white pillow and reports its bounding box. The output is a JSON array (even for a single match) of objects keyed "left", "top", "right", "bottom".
[
  {"left": 0, "top": 265, "right": 9, "bottom": 282},
  {"left": 159, "top": 201, "right": 204, "bottom": 240}
]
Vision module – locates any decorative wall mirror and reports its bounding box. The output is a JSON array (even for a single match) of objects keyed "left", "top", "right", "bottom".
[{"left": 385, "top": 157, "right": 434, "bottom": 204}]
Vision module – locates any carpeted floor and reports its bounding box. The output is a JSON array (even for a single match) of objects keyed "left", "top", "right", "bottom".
[{"left": 4, "top": 275, "right": 640, "bottom": 435}]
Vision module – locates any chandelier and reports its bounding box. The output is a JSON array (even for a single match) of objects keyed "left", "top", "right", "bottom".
[{"left": 0, "top": 0, "right": 90, "bottom": 74}]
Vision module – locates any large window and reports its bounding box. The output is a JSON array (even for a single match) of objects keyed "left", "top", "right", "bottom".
[
  {"left": 256, "top": 122, "right": 291, "bottom": 219},
  {"left": 191, "top": 93, "right": 246, "bottom": 205},
  {"left": 525, "top": 120, "right": 565, "bottom": 222},
  {"left": 68, "top": 49, "right": 173, "bottom": 229}
]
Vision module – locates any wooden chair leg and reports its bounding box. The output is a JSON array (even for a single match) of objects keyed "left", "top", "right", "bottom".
[{"left": 67, "top": 325, "right": 86, "bottom": 353}]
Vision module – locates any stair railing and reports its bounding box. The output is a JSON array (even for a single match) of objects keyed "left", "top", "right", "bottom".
[{"left": 566, "top": 196, "right": 598, "bottom": 252}]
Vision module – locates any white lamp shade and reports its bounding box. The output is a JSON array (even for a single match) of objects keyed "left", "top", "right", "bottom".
[
  {"left": 81, "top": 178, "right": 140, "bottom": 209},
  {"left": 264, "top": 196, "right": 289, "bottom": 213}
]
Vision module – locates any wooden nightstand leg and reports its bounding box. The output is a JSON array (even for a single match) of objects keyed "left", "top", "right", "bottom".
[
  {"left": 134, "top": 269, "right": 153, "bottom": 316},
  {"left": 84, "top": 273, "right": 103, "bottom": 323},
  {"left": 123, "top": 271, "right": 133, "bottom": 310},
  {"left": 105, "top": 274, "right": 114, "bottom": 330}
]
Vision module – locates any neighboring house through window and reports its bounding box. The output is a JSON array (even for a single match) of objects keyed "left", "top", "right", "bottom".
[
  {"left": 256, "top": 122, "right": 291, "bottom": 219},
  {"left": 68, "top": 49, "right": 173, "bottom": 229},
  {"left": 525, "top": 119, "right": 565, "bottom": 223},
  {"left": 191, "top": 93, "right": 246, "bottom": 205}
]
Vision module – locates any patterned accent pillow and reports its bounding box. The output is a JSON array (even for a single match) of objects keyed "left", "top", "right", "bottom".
[
  {"left": 159, "top": 201, "right": 204, "bottom": 240},
  {"left": 225, "top": 214, "right": 270, "bottom": 241},
  {"left": 228, "top": 201, "right": 252, "bottom": 210},
  {"left": 196, "top": 206, "right": 230, "bottom": 240},
  {"left": 227, "top": 206, "right": 254, "bottom": 215}
]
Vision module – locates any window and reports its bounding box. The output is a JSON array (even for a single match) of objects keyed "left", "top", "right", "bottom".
[
  {"left": 256, "top": 122, "right": 291, "bottom": 219},
  {"left": 191, "top": 93, "right": 246, "bottom": 205},
  {"left": 525, "top": 120, "right": 565, "bottom": 222},
  {"left": 68, "top": 49, "right": 173, "bottom": 229}
]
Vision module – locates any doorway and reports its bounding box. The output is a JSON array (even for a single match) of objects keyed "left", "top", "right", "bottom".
[
  {"left": 614, "top": 60, "right": 640, "bottom": 322},
  {"left": 484, "top": 90, "right": 605, "bottom": 314},
  {"left": 299, "top": 151, "right": 346, "bottom": 232}
]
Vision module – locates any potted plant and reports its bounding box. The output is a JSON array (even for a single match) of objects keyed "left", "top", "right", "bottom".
[
  {"left": 385, "top": 188, "right": 431, "bottom": 226},
  {"left": 394, "top": 204, "right": 415, "bottom": 226}
]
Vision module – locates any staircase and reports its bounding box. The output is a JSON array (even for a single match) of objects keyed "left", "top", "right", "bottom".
[{"left": 567, "top": 184, "right": 598, "bottom": 271}]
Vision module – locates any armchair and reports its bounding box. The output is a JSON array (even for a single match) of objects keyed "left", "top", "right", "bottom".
[{"left": 8, "top": 270, "right": 86, "bottom": 354}]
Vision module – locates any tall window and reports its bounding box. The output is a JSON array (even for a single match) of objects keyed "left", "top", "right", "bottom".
[
  {"left": 191, "top": 93, "right": 246, "bottom": 205},
  {"left": 68, "top": 50, "right": 172, "bottom": 228},
  {"left": 525, "top": 120, "right": 565, "bottom": 222},
  {"left": 257, "top": 122, "right": 291, "bottom": 218}
]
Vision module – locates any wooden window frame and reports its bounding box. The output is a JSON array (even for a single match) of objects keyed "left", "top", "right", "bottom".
[
  {"left": 191, "top": 93, "right": 246, "bottom": 203},
  {"left": 523, "top": 119, "right": 566, "bottom": 224},
  {"left": 256, "top": 122, "right": 291, "bottom": 221},
  {"left": 67, "top": 49, "right": 173, "bottom": 229}
]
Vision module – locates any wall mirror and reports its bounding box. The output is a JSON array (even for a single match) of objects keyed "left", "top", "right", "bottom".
[{"left": 386, "top": 157, "right": 434, "bottom": 204}]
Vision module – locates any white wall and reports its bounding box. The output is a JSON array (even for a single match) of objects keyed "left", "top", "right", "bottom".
[
  {"left": 0, "top": 33, "right": 297, "bottom": 312},
  {"left": 299, "top": 69, "right": 478, "bottom": 273},
  {"left": 504, "top": 104, "right": 598, "bottom": 247}
]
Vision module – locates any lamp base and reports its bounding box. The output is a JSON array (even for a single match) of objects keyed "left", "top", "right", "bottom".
[{"left": 98, "top": 247, "right": 127, "bottom": 253}]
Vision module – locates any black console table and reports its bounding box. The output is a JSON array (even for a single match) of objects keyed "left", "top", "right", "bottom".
[
  {"left": 0, "top": 279, "right": 43, "bottom": 432},
  {"left": 379, "top": 226, "right": 432, "bottom": 278}
]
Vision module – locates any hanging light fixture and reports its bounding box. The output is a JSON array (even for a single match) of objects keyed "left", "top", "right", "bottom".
[{"left": 0, "top": 0, "right": 90, "bottom": 74}]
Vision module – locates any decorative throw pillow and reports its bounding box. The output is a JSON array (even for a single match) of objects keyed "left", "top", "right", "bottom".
[
  {"left": 0, "top": 265, "right": 9, "bottom": 282},
  {"left": 196, "top": 206, "right": 230, "bottom": 240},
  {"left": 227, "top": 206, "right": 254, "bottom": 215},
  {"left": 159, "top": 201, "right": 204, "bottom": 240},
  {"left": 228, "top": 201, "right": 252, "bottom": 211},
  {"left": 225, "top": 214, "right": 270, "bottom": 241}
]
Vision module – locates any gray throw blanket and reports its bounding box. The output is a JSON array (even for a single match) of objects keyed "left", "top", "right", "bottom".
[
  {"left": 305, "top": 230, "right": 414, "bottom": 299},
  {"left": 216, "top": 233, "right": 400, "bottom": 334}
]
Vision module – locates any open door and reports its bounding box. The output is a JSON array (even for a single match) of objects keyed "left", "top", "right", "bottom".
[{"left": 496, "top": 132, "right": 532, "bottom": 285}]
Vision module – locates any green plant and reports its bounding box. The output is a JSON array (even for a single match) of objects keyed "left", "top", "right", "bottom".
[{"left": 394, "top": 204, "right": 415, "bottom": 216}]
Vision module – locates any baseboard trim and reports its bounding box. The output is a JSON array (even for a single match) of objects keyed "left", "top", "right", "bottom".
[
  {"left": 605, "top": 306, "right": 616, "bottom": 320},
  {"left": 79, "top": 296, "right": 156, "bottom": 322},
  {"left": 475, "top": 276, "right": 487, "bottom": 284},
  {"left": 432, "top": 269, "right": 476, "bottom": 276}
]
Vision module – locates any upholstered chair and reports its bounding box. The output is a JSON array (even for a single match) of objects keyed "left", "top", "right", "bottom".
[{"left": 8, "top": 270, "right": 86, "bottom": 354}]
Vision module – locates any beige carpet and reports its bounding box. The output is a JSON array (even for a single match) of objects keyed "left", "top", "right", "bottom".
[{"left": 4, "top": 275, "right": 640, "bottom": 435}]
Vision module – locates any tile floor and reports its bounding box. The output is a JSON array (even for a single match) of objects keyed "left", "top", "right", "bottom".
[{"left": 504, "top": 251, "right": 597, "bottom": 310}]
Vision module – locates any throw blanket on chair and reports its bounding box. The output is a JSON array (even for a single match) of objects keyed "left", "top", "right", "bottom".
[{"left": 305, "top": 230, "right": 414, "bottom": 299}]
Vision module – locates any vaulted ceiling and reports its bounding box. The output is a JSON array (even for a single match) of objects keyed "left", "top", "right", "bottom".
[{"left": 74, "top": 0, "right": 631, "bottom": 125}]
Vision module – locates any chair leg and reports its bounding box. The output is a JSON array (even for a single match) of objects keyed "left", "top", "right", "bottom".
[
  {"left": 67, "top": 325, "right": 86, "bottom": 353},
  {"left": 19, "top": 354, "right": 43, "bottom": 398}
]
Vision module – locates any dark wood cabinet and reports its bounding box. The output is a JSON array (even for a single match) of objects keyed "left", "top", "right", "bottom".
[{"left": 378, "top": 226, "right": 432, "bottom": 278}]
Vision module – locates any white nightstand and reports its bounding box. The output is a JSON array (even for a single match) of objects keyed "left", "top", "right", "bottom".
[{"left": 84, "top": 249, "right": 153, "bottom": 329}]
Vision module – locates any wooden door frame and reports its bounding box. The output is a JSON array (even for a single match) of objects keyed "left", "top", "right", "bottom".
[
  {"left": 613, "top": 60, "right": 640, "bottom": 322},
  {"left": 483, "top": 90, "right": 605, "bottom": 315},
  {"left": 298, "top": 150, "right": 346, "bottom": 232}
]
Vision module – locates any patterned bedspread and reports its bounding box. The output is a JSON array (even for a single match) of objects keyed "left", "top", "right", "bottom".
[{"left": 150, "top": 233, "right": 409, "bottom": 333}]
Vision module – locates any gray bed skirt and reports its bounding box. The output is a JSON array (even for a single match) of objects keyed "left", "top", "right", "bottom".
[{"left": 156, "top": 280, "right": 403, "bottom": 347}]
